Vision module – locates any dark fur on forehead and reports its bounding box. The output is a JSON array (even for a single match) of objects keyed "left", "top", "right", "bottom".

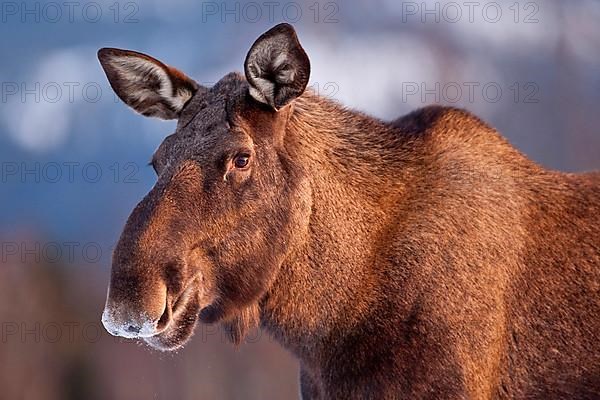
[{"left": 177, "top": 72, "right": 249, "bottom": 131}]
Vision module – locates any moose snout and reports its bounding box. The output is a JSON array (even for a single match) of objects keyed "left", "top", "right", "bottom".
[
  {"left": 103, "top": 182, "right": 194, "bottom": 340},
  {"left": 101, "top": 281, "right": 170, "bottom": 339},
  {"left": 101, "top": 305, "right": 169, "bottom": 339}
]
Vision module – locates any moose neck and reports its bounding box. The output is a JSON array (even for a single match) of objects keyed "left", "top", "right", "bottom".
[{"left": 260, "top": 91, "right": 422, "bottom": 366}]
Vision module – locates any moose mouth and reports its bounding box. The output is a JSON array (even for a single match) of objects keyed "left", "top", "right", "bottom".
[{"left": 143, "top": 279, "right": 204, "bottom": 351}]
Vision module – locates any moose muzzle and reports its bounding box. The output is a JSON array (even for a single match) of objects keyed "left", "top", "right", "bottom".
[{"left": 101, "top": 278, "right": 169, "bottom": 339}]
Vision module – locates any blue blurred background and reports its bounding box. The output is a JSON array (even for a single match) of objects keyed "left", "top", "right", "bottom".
[{"left": 0, "top": 0, "right": 599, "bottom": 398}]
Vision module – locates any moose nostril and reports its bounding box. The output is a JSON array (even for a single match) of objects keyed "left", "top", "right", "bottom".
[
  {"left": 156, "top": 303, "right": 171, "bottom": 332},
  {"left": 126, "top": 325, "right": 141, "bottom": 334}
]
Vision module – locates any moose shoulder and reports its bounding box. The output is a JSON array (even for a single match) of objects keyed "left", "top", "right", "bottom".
[{"left": 98, "top": 23, "right": 600, "bottom": 399}]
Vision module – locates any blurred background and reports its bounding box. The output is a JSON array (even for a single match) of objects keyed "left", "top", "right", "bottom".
[{"left": 0, "top": 0, "right": 599, "bottom": 398}]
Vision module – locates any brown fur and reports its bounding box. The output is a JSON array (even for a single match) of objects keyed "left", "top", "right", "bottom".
[{"left": 99, "top": 24, "right": 600, "bottom": 399}]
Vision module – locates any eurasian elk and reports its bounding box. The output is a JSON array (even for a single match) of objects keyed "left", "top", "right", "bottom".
[{"left": 99, "top": 23, "right": 600, "bottom": 399}]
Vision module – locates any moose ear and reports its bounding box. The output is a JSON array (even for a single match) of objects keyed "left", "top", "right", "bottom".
[
  {"left": 244, "top": 23, "right": 310, "bottom": 110},
  {"left": 98, "top": 48, "right": 199, "bottom": 119}
]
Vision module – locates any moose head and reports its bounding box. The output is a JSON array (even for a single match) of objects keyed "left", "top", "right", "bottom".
[{"left": 100, "top": 23, "right": 313, "bottom": 350}]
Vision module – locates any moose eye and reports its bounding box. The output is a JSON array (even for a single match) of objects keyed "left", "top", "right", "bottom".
[{"left": 233, "top": 154, "right": 250, "bottom": 169}]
